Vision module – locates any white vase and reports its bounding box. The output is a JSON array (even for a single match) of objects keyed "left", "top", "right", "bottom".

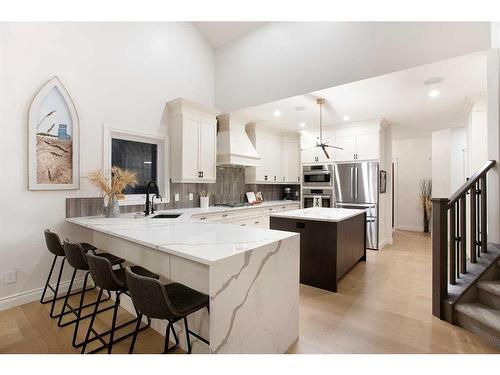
[{"left": 200, "top": 196, "right": 209, "bottom": 209}]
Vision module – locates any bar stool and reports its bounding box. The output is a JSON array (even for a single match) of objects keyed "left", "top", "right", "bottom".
[
  {"left": 40, "top": 230, "right": 97, "bottom": 318},
  {"left": 126, "top": 266, "right": 210, "bottom": 354},
  {"left": 81, "top": 253, "right": 159, "bottom": 354},
  {"left": 58, "top": 240, "right": 125, "bottom": 348}
]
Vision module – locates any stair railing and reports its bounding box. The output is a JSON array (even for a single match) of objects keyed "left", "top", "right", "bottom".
[{"left": 432, "top": 160, "right": 496, "bottom": 320}]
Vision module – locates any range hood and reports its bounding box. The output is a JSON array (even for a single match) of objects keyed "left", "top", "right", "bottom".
[{"left": 216, "top": 113, "right": 260, "bottom": 167}]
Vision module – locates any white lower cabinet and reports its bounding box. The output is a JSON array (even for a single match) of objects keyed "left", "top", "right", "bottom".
[{"left": 192, "top": 203, "right": 300, "bottom": 229}]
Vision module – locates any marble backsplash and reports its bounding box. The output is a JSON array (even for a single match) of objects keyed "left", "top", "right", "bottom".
[{"left": 66, "top": 166, "right": 300, "bottom": 218}]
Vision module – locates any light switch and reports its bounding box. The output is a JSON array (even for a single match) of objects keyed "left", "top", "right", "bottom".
[
  {"left": 189, "top": 193, "right": 193, "bottom": 201},
  {"left": 174, "top": 194, "right": 180, "bottom": 202}
]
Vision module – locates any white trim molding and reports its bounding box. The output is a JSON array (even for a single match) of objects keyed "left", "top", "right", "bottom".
[{"left": 102, "top": 124, "right": 170, "bottom": 205}]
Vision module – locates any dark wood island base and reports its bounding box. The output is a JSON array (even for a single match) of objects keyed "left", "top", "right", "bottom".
[{"left": 270, "top": 211, "right": 366, "bottom": 292}]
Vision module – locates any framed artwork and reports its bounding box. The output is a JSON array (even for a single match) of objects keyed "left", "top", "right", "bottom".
[
  {"left": 28, "top": 76, "right": 79, "bottom": 190},
  {"left": 380, "top": 170, "right": 387, "bottom": 193}
]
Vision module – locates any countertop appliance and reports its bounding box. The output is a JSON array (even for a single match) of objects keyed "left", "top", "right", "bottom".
[
  {"left": 302, "top": 164, "right": 334, "bottom": 187},
  {"left": 283, "top": 187, "right": 293, "bottom": 200},
  {"left": 334, "top": 161, "right": 379, "bottom": 250},
  {"left": 303, "top": 188, "right": 334, "bottom": 208}
]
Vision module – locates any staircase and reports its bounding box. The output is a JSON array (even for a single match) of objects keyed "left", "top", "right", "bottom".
[
  {"left": 455, "top": 256, "right": 500, "bottom": 349},
  {"left": 432, "top": 160, "right": 500, "bottom": 351}
]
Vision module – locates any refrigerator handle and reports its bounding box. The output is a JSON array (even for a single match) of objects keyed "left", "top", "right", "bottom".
[
  {"left": 354, "top": 166, "right": 358, "bottom": 199},
  {"left": 350, "top": 167, "right": 354, "bottom": 199}
]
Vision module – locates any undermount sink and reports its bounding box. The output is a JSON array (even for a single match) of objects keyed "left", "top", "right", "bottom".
[{"left": 151, "top": 214, "right": 181, "bottom": 219}]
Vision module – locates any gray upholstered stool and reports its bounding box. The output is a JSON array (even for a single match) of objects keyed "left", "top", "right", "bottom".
[
  {"left": 81, "top": 253, "right": 159, "bottom": 354},
  {"left": 58, "top": 240, "right": 125, "bottom": 348},
  {"left": 125, "top": 267, "right": 210, "bottom": 354},
  {"left": 40, "top": 229, "right": 97, "bottom": 318}
]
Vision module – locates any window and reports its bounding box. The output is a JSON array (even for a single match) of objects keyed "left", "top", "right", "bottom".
[
  {"left": 102, "top": 125, "right": 169, "bottom": 205},
  {"left": 111, "top": 139, "right": 158, "bottom": 194}
]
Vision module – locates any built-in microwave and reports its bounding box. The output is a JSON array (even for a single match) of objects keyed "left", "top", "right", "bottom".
[
  {"left": 302, "top": 164, "right": 334, "bottom": 187},
  {"left": 303, "top": 188, "right": 334, "bottom": 208}
]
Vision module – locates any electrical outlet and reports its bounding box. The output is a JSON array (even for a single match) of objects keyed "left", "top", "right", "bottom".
[
  {"left": 4, "top": 270, "right": 16, "bottom": 285},
  {"left": 174, "top": 194, "right": 180, "bottom": 202},
  {"left": 189, "top": 193, "right": 193, "bottom": 201}
]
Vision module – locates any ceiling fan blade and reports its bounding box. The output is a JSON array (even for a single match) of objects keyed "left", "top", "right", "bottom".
[
  {"left": 301, "top": 145, "right": 320, "bottom": 151},
  {"left": 324, "top": 144, "right": 344, "bottom": 151},
  {"left": 321, "top": 145, "right": 330, "bottom": 159}
]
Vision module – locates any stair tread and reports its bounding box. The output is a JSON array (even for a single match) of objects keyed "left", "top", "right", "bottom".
[
  {"left": 455, "top": 302, "right": 500, "bottom": 332},
  {"left": 477, "top": 280, "right": 500, "bottom": 297}
]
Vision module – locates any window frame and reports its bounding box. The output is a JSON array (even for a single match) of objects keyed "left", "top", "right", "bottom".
[{"left": 102, "top": 124, "right": 170, "bottom": 206}]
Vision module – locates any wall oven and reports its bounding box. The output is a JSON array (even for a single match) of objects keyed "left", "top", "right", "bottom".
[
  {"left": 302, "top": 164, "right": 334, "bottom": 187},
  {"left": 303, "top": 188, "right": 334, "bottom": 208}
]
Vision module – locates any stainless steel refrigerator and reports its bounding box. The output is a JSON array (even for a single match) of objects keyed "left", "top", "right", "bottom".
[{"left": 334, "top": 161, "right": 379, "bottom": 250}]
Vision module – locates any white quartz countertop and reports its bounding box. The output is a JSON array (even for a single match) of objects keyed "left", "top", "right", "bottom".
[
  {"left": 67, "top": 200, "right": 300, "bottom": 265},
  {"left": 270, "top": 207, "right": 365, "bottom": 223}
]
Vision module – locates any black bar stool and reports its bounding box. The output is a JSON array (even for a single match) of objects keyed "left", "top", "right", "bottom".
[
  {"left": 58, "top": 240, "right": 125, "bottom": 348},
  {"left": 81, "top": 253, "right": 159, "bottom": 354},
  {"left": 126, "top": 267, "right": 210, "bottom": 354},
  {"left": 40, "top": 230, "right": 97, "bottom": 318}
]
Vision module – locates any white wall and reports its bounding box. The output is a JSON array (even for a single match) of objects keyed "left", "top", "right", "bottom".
[
  {"left": 0, "top": 23, "right": 215, "bottom": 304},
  {"left": 215, "top": 22, "right": 491, "bottom": 111},
  {"left": 393, "top": 136, "right": 432, "bottom": 232}
]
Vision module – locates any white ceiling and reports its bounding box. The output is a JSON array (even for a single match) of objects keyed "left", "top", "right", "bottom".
[
  {"left": 194, "top": 22, "right": 267, "bottom": 48},
  {"left": 232, "top": 51, "right": 487, "bottom": 139}
]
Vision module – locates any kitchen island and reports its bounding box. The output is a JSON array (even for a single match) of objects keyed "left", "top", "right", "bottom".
[
  {"left": 270, "top": 207, "right": 366, "bottom": 292},
  {"left": 67, "top": 201, "right": 300, "bottom": 354}
]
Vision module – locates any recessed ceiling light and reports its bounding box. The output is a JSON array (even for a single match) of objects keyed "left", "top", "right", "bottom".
[
  {"left": 342, "top": 115, "right": 350, "bottom": 121},
  {"left": 423, "top": 77, "right": 444, "bottom": 85},
  {"left": 299, "top": 122, "right": 306, "bottom": 128},
  {"left": 273, "top": 110, "right": 282, "bottom": 117},
  {"left": 428, "top": 89, "right": 441, "bottom": 98},
  {"left": 294, "top": 106, "right": 306, "bottom": 111}
]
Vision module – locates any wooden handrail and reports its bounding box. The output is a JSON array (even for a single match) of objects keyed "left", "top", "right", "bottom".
[{"left": 448, "top": 160, "right": 496, "bottom": 206}]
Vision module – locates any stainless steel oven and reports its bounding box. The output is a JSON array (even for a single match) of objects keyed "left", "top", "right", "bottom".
[
  {"left": 302, "top": 164, "right": 334, "bottom": 187},
  {"left": 303, "top": 188, "right": 334, "bottom": 208}
]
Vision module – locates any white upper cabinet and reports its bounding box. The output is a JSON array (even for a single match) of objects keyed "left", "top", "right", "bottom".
[
  {"left": 245, "top": 125, "right": 301, "bottom": 184},
  {"left": 283, "top": 141, "right": 301, "bottom": 183},
  {"left": 302, "top": 123, "right": 382, "bottom": 163},
  {"left": 167, "top": 98, "right": 220, "bottom": 183}
]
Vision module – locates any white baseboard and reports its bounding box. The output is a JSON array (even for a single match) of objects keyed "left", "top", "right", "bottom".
[
  {"left": 379, "top": 237, "right": 393, "bottom": 250},
  {"left": 0, "top": 277, "right": 91, "bottom": 312}
]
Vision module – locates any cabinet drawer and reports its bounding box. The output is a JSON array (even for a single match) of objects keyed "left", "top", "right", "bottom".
[
  {"left": 234, "top": 215, "right": 264, "bottom": 228},
  {"left": 192, "top": 212, "right": 234, "bottom": 222}
]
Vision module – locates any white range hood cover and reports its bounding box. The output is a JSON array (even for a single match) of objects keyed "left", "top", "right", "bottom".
[{"left": 217, "top": 113, "right": 260, "bottom": 167}]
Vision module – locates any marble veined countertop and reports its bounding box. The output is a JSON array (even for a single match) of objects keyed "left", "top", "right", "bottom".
[
  {"left": 67, "top": 200, "right": 299, "bottom": 265},
  {"left": 270, "top": 207, "right": 365, "bottom": 223}
]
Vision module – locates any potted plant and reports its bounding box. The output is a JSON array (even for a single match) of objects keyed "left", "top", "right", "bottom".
[
  {"left": 87, "top": 166, "right": 137, "bottom": 218},
  {"left": 419, "top": 179, "right": 432, "bottom": 233}
]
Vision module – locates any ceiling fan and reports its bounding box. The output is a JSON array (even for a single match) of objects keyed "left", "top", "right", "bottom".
[{"left": 301, "top": 98, "right": 343, "bottom": 159}]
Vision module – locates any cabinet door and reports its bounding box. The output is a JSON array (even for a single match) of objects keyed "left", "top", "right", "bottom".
[
  {"left": 283, "top": 141, "right": 301, "bottom": 183},
  {"left": 334, "top": 134, "right": 356, "bottom": 162},
  {"left": 356, "top": 131, "right": 379, "bottom": 160},
  {"left": 182, "top": 117, "right": 201, "bottom": 180},
  {"left": 198, "top": 121, "right": 216, "bottom": 180}
]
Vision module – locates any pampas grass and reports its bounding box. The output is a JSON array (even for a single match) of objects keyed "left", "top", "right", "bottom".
[{"left": 87, "top": 167, "right": 137, "bottom": 200}]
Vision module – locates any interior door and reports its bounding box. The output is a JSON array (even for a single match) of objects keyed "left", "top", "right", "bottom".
[
  {"left": 182, "top": 117, "right": 200, "bottom": 181},
  {"left": 334, "top": 163, "right": 355, "bottom": 203},
  {"left": 198, "top": 121, "right": 216, "bottom": 180}
]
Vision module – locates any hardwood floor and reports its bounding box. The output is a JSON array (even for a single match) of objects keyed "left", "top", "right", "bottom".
[{"left": 0, "top": 230, "right": 498, "bottom": 354}]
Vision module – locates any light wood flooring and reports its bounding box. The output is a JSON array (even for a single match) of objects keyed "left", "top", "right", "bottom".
[{"left": 0, "top": 230, "right": 498, "bottom": 354}]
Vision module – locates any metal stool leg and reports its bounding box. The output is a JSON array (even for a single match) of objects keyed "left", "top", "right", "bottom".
[
  {"left": 40, "top": 255, "right": 58, "bottom": 304},
  {"left": 128, "top": 312, "right": 143, "bottom": 354},
  {"left": 107, "top": 292, "right": 121, "bottom": 354},
  {"left": 184, "top": 317, "right": 192, "bottom": 354},
  {"left": 58, "top": 268, "right": 77, "bottom": 327},
  {"left": 71, "top": 271, "right": 90, "bottom": 347},
  {"left": 81, "top": 288, "right": 103, "bottom": 354},
  {"left": 49, "top": 258, "right": 66, "bottom": 318}
]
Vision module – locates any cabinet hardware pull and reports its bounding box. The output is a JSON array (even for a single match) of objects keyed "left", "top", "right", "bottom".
[
  {"left": 255, "top": 221, "right": 260, "bottom": 224},
  {"left": 200, "top": 217, "right": 206, "bottom": 220},
  {"left": 222, "top": 214, "right": 228, "bottom": 217},
  {"left": 241, "top": 224, "right": 246, "bottom": 226}
]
